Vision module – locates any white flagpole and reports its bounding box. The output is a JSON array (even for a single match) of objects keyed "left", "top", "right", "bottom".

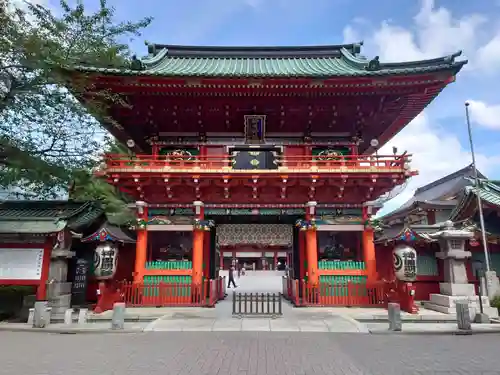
[{"left": 464, "top": 102, "right": 490, "bottom": 272}]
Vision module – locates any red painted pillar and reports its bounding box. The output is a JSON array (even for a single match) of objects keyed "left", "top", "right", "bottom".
[
  {"left": 203, "top": 231, "right": 210, "bottom": 279},
  {"left": 362, "top": 205, "right": 377, "bottom": 282},
  {"left": 305, "top": 201, "right": 319, "bottom": 286},
  {"left": 36, "top": 236, "right": 53, "bottom": 300},
  {"left": 299, "top": 231, "right": 305, "bottom": 280},
  {"left": 133, "top": 201, "right": 148, "bottom": 283},
  {"left": 274, "top": 252, "right": 278, "bottom": 270},
  {"left": 192, "top": 201, "right": 205, "bottom": 286},
  {"left": 363, "top": 229, "right": 377, "bottom": 282}
]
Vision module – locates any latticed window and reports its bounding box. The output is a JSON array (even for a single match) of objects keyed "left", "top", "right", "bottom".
[
  {"left": 450, "top": 239, "right": 462, "bottom": 250},
  {"left": 417, "top": 254, "right": 438, "bottom": 276}
]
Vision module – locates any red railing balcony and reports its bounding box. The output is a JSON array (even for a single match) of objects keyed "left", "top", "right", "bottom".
[{"left": 102, "top": 153, "right": 412, "bottom": 175}]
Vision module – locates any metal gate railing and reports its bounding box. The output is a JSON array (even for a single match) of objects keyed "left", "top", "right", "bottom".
[{"left": 232, "top": 292, "right": 283, "bottom": 318}]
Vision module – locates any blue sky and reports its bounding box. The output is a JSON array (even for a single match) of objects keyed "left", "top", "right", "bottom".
[{"left": 42, "top": 0, "right": 500, "bottom": 213}]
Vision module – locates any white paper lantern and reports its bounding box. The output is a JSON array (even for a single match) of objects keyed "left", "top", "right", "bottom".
[
  {"left": 93, "top": 243, "right": 119, "bottom": 280},
  {"left": 393, "top": 244, "right": 417, "bottom": 282}
]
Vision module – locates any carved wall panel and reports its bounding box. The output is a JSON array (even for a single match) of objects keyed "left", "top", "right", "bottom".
[{"left": 217, "top": 224, "right": 293, "bottom": 246}]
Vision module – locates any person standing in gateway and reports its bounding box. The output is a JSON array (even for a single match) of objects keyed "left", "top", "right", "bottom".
[{"left": 228, "top": 265, "right": 238, "bottom": 288}]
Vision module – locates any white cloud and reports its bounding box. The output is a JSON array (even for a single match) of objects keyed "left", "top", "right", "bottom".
[
  {"left": 376, "top": 113, "right": 500, "bottom": 216},
  {"left": 476, "top": 33, "right": 500, "bottom": 74},
  {"left": 342, "top": 0, "right": 500, "bottom": 216},
  {"left": 345, "top": 0, "right": 486, "bottom": 63},
  {"left": 467, "top": 100, "right": 500, "bottom": 130},
  {"left": 344, "top": 0, "right": 500, "bottom": 73}
]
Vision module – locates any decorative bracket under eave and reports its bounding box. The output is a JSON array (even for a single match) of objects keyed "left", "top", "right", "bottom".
[
  {"left": 295, "top": 219, "right": 318, "bottom": 231},
  {"left": 364, "top": 218, "right": 383, "bottom": 232},
  {"left": 399, "top": 227, "right": 417, "bottom": 242},
  {"left": 81, "top": 223, "right": 136, "bottom": 243}
]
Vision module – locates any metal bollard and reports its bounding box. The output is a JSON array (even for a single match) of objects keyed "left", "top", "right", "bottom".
[
  {"left": 111, "top": 302, "right": 126, "bottom": 330},
  {"left": 77, "top": 308, "right": 88, "bottom": 324},
  {"left": 64, "top": 308, "right": 74, "bottom": 325},
  {"left": 388, "top": 302, "right": 402, "bottom": 331},
  {"left": 456, "top": 301, "right": 472, "bottom": 334},
  {"left": 33, "top": 301, "right": 49, "bottom": 328}
]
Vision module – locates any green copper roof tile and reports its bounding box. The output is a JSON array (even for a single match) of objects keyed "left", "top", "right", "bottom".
[
  {"left": 472, "top": 180, "right": 500, "bottom": 206},
  {"left": 450, "top": 180, "right": 500, "bottom": 220},
  {"left": 0, "top": 200, "right": 104, "bottom": 234},
  {"left": 70, "top": 44, "right": 467, "bottom": 78},
  {"left": 0, "top": 220, "right": 67, "bottom": 234}
]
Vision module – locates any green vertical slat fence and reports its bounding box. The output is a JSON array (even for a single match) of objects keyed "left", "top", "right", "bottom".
[
  {"left": 318, "top": 275, "right": 368, "bottom": 296},
  {"left": 145, "top": 261, "right": 192, "bottom": 270},
  {"left": 317, "top": 261, "right": 367, "bottom": 297},
  {"left": 142, "top": 275, "right": 193, "bottom": 297},
  {"left": 317, "top": 261, "right": 366, "bottom": 270}
]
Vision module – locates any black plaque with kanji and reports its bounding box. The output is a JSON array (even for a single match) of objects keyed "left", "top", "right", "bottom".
[
  {"left": 402, "top": 252, "right": 417, "bottom": 280},
  {"left": 71, "top": 258, "right": 89, "bottom": 307}
]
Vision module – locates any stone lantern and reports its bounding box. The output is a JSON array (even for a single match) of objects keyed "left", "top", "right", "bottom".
[{"left": 424, "top": 221, "right": 498, "bottom": 318}]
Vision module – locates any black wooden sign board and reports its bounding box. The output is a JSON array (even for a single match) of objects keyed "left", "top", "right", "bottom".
[
  {"left": 231, "top": 150, "right": 278, "bottom": 170},
  {"left": 71, "top": 258, "right": 89, "bottom": 307}
]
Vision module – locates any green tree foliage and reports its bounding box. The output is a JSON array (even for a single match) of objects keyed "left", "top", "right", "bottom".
[
  {"left": 0, "top": 0, "right": 151, "bottom": 217},
  {"left": 68, "top": 138, "right": 136, "bottom": 224}
]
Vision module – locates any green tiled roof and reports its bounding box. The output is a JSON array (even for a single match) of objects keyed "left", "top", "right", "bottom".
[
  {"left": 471, "top": 180, "right": 500, "bottom": 206},
  {"left": 71, "top": 43, "right": 467, "bottom": 78},
  {"left": 0, "top": 220, "right": 67, "bottom": 234},
  {"left": 0, "top": 200, "right": 103, "bottom": 234},
  {"left": 450, "top": 180, "right": 500, "bottom": 220}
]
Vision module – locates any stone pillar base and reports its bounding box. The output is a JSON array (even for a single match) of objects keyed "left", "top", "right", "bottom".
[
  {"left": 439, "top": 282, "right": 476, "bottom": 296},
  {"left": 485, "top": 271, "right": 500, "bottom": 299},
  {"left": 424, "top": 294, "right": 498, "bottom": 318}
]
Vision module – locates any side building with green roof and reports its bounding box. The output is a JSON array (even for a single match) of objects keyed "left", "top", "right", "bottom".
[
  {"left": 450, "top": 179, "right": 500, "bottom": 274},
  {"left": 0, "top": 200, "right": 136, "bottom": 320}
]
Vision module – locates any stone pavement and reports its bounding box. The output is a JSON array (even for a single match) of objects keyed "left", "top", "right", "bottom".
[
  {"left": 367, "top": 322, "right": 500, "bottom": 334},
  {"left": 87, "top": 306, "right": 210, "bottom": 322},
  {"left": 0, "top": 321, "right": 149, "bottom": 333},
  {"left": 144, "top": 314, "right": 367, "bottom": 332},
  {"left": 1, "top": 331, "right": 500, "bottom": 375}
]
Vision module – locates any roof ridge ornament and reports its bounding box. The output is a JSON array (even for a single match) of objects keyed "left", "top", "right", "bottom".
[
  {"left": 145, "top": 40, "right": 157, "bottom": 56},
  {"left": 366, "top": 56, "right": 380, "bottom": 71},
  {"left": 130, "top": 55, "right": 144, "bottom": 71},
  {"left": 444, "top": 50, "right": 463, "bottom": 63}
]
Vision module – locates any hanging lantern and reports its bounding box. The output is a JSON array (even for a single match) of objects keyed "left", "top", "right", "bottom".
[
  {"left": 93, "top": 243, "right": 119, "bottom": 280},
  {"left": 393, "top": 244, "right": 417, "bottom": 282}
]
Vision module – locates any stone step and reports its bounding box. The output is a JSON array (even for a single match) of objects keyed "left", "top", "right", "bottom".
[{"left": 429, "top": 294, "right": 490, "bottom": 308}]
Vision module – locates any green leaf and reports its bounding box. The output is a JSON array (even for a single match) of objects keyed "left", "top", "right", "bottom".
[{"left": 0, "top": 0, "right": 151, "bottom": 209}]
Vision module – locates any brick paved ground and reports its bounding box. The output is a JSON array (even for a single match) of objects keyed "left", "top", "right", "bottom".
[{"left": 1, "top": 331, "right": 499, "bottom": 375}]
